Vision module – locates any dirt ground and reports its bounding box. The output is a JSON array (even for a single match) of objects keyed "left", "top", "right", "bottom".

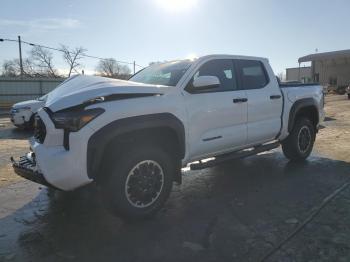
[
  {"left": 0, "top": 118, "right": 31, "bottom": 187},
  {"left": 0, "top": 94, "right": 349, "bottom": 262},
  {"left": 315, "top": 95, "right": 350, "bottom": 161}
]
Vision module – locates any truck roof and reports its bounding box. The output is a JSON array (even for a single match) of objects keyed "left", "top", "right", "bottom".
[
  {"left": 154, "top": 55, "right": 269, "bottom": 66},
  {"left": 198, "top": 54, "right": 269, "bottom": 62}
]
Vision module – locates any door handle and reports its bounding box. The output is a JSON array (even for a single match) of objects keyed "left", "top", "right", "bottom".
[
  {"left": 270, "top": 95, "right": 282, "bottom": 100},
  {"left": 233, "top": 98, "right": 248, "bottom": 103}
]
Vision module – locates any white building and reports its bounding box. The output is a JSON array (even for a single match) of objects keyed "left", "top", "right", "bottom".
[
  {"left": 286, "top": 66, "right": 312, "bottom": 83},
  {"left": 286, "top": 49, "right": 350, "bottom": 88}
]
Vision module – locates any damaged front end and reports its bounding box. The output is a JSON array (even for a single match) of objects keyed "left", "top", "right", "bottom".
[{"left": 11, "top": 152, "right": 58, "bottom": 189}]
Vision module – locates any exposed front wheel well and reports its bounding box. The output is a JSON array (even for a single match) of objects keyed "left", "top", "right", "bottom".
[
  {"left": 108, "top": 127, "right": 183, "bottom": 157},
  {"left": 96, "top": 127, "right": 183, "bottom": 184}
]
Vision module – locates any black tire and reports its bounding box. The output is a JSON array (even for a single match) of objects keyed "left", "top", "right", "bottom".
[
  {"left": 282, "top": 117, "right": 315, "bottom": 161},
  {"left": 103, "top": 144, "right": 175, "bottom": 220},
  {"left": 348, "top": 94, "right": 350, "bottom": 100}
]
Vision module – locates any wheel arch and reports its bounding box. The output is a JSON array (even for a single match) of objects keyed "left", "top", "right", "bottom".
[
  {"left": 87, "top": 113, "right": 185, "bottom": 182},
  {"left": 288, "top": 98, "right": 319, "bottom": 133}
]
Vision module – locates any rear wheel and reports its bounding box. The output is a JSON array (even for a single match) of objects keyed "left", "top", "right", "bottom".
[
  {"left": 282, "top": 117, "right": 315, "bottom": 161},
  {"left": 103, "top": 144, "right": 175, "bottom": 220},
  {"left": 348, "top": 94, "right": 350, "bottom": 100}
]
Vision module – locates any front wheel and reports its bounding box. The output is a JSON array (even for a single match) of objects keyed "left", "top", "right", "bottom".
[
  {"left": 282, "top": 117, "right": 315, "bottom": 161},
  {"left": 103, "top": 145, "right": 175, "bottom": 220}
]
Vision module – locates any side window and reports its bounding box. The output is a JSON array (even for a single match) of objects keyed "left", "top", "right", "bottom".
[
  {"left": 189, "top": 59, "right": 238, "bottom": 92},
  {"left": 237, "top": 60, "right": 269, "bottom": 89}
]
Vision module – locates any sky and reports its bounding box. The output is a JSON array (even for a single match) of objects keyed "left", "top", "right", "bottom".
[{"left": 1, "top": 0, "right": 350, "bottom": 75}]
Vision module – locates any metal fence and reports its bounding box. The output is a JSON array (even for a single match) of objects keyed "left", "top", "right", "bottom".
[{"left": 0, "top": 77, "right": 64, "bottom": 108}]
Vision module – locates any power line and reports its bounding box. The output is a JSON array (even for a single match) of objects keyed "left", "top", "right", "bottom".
[{"left": 0, "top": 37, "right": 145, "bottom": 68}]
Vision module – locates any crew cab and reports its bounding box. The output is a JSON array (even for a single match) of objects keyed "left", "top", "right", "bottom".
[{"left": 12, "top": 55, "right": 325, "bottom": 219}]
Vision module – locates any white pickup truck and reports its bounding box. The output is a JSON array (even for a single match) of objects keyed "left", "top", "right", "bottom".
[{"left": 12, "top": 55, "right": 325, "bottom": 219}]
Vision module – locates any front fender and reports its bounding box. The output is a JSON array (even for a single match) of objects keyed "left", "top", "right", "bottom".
[{"left": 86, "top": 113, "right": 185, "bottom": 180}]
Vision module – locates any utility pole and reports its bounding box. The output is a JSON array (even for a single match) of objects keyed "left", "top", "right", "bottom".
[
  {"left": 18, "top": 35, "right": 24, "bottom": 76},
  {"left": 133, "top": 61, "right": 136, "bottom": 74}
]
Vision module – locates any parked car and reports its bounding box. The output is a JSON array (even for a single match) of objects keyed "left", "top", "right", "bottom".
[
  {"left": 10, "top": 95, "right": 48, "bottom": 129},
  {"left": 11, "top": 55, "right": 325, "bottom": 219},
  {"left": 347, "top": 85, "right": 350, "bottom": 99}
]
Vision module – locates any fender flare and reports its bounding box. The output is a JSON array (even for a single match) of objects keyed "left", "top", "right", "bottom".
[
  {"left": 288, "top": 98, "right": 319, "bottom": 133},
  {"left": 87, "top": 113, "right": 185, "bottom": 179}
]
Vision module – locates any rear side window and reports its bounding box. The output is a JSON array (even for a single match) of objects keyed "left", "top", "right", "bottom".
[{"left": 236, "top": 60, "right": 269, "bottom": 89}]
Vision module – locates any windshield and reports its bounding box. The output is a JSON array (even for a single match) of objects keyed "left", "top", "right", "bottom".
[{"left": 129, "top": 60, "right": 193, "bottom": 86}]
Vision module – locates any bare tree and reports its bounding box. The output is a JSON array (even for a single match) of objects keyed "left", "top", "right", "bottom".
[
  {"left": 22, "top": 58, "right": 38, "bottom": 76},
  {"left": 2, "top": 60, "right": 17, "bottom": 77},
  {"left": 30, "top": 46, "right": 58, "bottom": 77},
  {"left": 60, "top": 45, "right": 86, "bottom": 77},
  {"left": 96, "top": 58, "right": 131, "bottom": 78},
  {"left": 2, "top": 58, "right": 37, "bottom": 77}
]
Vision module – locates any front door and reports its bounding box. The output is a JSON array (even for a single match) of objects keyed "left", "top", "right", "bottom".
[{"left": 184, "top": 59, "right": 248, "bottom": 160}]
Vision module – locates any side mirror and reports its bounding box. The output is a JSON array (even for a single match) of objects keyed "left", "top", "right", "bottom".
[{"left": 192, "top": 76, "right": 220, "bottom": 91}]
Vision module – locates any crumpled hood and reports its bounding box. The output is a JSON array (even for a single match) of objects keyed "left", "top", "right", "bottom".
[{"left": 46, "top": 75, "right": 169, "bottom": 112}]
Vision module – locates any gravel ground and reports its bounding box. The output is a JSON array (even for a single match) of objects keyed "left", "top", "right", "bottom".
[{"left": 0, "top": 94, "right": 349, "bottom": 262}]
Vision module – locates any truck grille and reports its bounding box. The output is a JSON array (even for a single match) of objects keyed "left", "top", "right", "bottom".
[{"left": 34, "top": 115, "right": 46, "bottom": 144}]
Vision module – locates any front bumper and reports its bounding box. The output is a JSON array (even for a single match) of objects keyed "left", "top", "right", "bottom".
[
  {"left": 11, "top": 153, "right": 58, "bottom": 189},
  {"left": 23, "top": 108, "right": 94, "bottom": 191}
]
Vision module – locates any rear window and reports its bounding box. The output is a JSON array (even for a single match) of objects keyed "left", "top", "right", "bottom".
[{"left": 237, "top": 60, "right": 269, "bottom": 89}]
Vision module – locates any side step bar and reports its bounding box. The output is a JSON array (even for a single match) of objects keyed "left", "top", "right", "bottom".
[{"left": 190, "top": 142, "right": 280, "bottom": 170}]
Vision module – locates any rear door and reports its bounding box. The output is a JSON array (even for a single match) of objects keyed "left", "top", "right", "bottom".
[
  {"left": 184, "top": 59, "right": 248, "bottom": 160},
  {"left": 236, "top": 59, "right": 283, "bottom": 145}
]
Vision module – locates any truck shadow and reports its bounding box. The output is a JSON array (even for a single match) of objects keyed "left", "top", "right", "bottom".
[{"left": 0, "top": 151, "right": 350, "bottom": 261}]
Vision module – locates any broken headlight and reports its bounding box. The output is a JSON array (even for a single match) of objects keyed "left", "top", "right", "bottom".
[{"left": 51, "top": 108, "right": 104, "bottom": 132}]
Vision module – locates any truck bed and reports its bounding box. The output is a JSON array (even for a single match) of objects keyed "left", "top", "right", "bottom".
[{"left": 278, "top": 83, "right": 324, "bottom": 141}]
